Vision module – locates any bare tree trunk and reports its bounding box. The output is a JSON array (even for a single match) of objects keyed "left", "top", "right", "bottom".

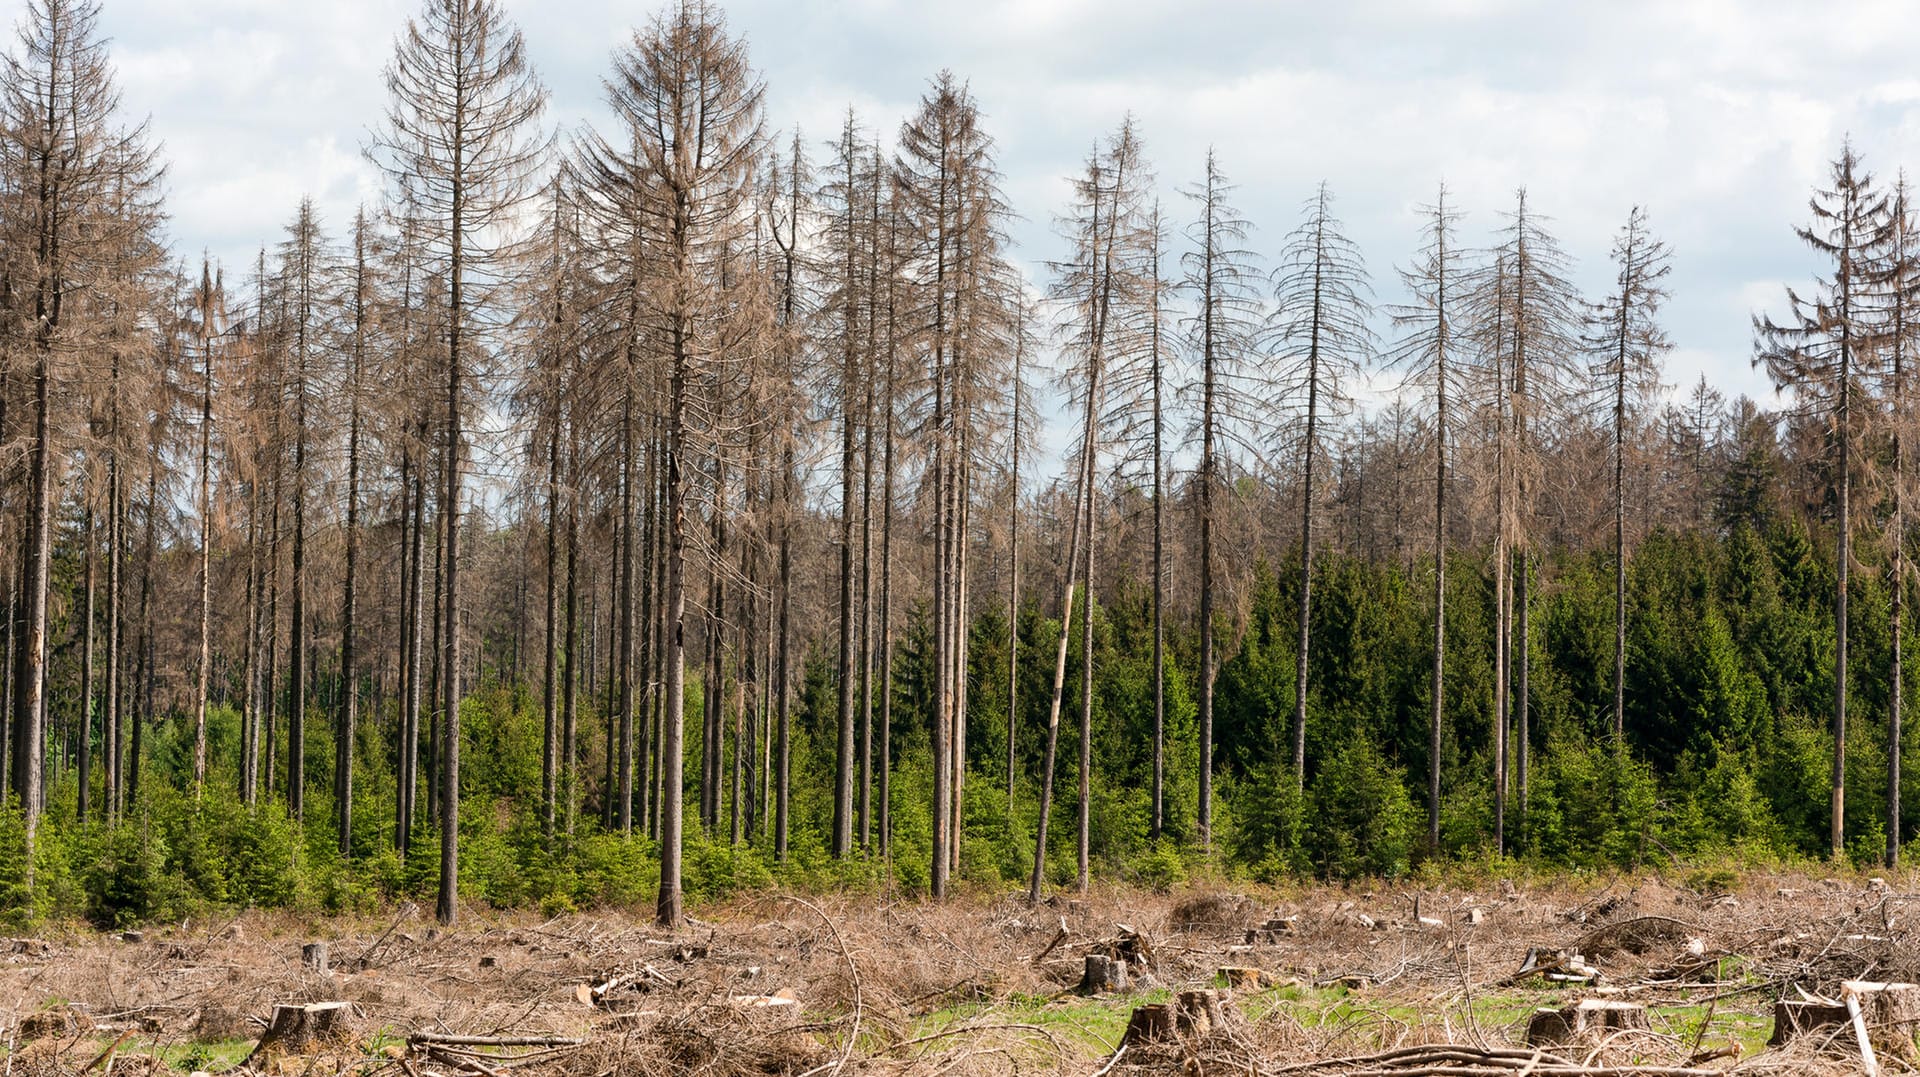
[
  {"left": 657, "top": 318, "right": 691, "bottom": 927},
  {"left": 1148, "top": 274, "right": 1165, "bottom": 842},
  {"left": 561, "top": 441, "right": 581, "bottom": 838},
  {"left": 834, "top": 356, "right": 857, "bottom": 860},
  {"left": 1613, "top": 309, "right": 1629, "bottom": 742},
  {"left": 1076, "top": 474, "right": 1094, "bottom": 894},
  {"left": 1835, "top": 335, "right": 1852, "bottom": 862},
  {"left": 618, "top": 390, "right": 636, "bottom": 833},
  {"left": 338, "top": 242, "right": 365, "bottom": 856},
  {"left": 395, "top": 448, "right": 413, "bottom": 851},
  {"left": 78, "top": 498, "right": 95, "bottom": 822},
  {"left": 131, "top": 460, "right": 157, "bottom": 809},
  {"left": 1007, "top": 343, "right": 1022, "bottom": 815},
  {"left": 542, "top": 417, "right": 560, "bottom": 836},
  {"left": 106, "top": 455, "right": 123, "bottom": 816},
  {"left": 1029, "top": 428, "right": 1093, "bottom": 904},
  {"left": 1293, "top": 362, "right": 1318, "bottom": 791},
  {"left": 196, "top": 315, "right": 214, "bottom": 793},
  {"left": 11, "top": 347, "right": 51, "bottom": 848},
  {"left": 775, "top": 440, "right": 794, "bottom": 860},
  {"left": 709, "top": 455, "right": 730, "bottom": 837},
  {"left": 858, "top": 378, "right": 876, "bottom": 850}
]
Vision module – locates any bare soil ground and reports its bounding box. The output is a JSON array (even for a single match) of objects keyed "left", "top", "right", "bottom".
[{"left": 2, "top": 869, "right": 1918, "bottom": 1075}]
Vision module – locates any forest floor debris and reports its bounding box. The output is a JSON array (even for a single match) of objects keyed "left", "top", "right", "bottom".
[{"left": 6, "top": 869, "right": 1920, "bottom": 1074}]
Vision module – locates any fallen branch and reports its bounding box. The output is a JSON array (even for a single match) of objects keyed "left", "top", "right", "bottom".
[{"left": 408, "top": 1033, "right": 585, "bottom": 1049}]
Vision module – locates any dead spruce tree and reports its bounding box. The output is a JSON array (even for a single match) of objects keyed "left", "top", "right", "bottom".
[
  {"left": 1755, "top": 143, "right": 1891, "bottom": 862},
  {"left": 1, "top": 0, "right": 158, "bottom": 867},
  {"left": 369, "top": 0, "right": 548, "bottom": 925},
  {"left": 897, "top": 72, "right": 1016, "bottom": 898},
  {"left": 1386, "top": 186, "right": 1467, "bottom": 852},
  {"left": 1585, "top": 206, "right": 1670, "bottom": 746},
  {"left": 1874, "top": 175, "right": 1920, "bottom": 867},
  {"left": 1032, "top": 119, "right": 1148, "bottom": 898},
  {"left": 1269, "top": 181, "right": 1373, "bottom": 793},
  {"left": 587, "top": 0, "right": 764, "bottom": 925},
  {"left": 1474, "top": 188, "right": 1581, "bottom": 852},
  {"left": 1180, "top": 151, "right": 1265, "bottom": 849}
]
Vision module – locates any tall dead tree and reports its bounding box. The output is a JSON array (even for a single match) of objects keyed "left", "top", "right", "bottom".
[
  {"left": 897, "top": 72, "right": 1016, "bottom": 897},
  {"left": 190, "top": 260, "right": 225, "bottom": 793},
  {"left": 1180, "top": 151, "right": 1264, "bottom": 849},
  {"left": 1387, "top": 187, "right": 1466, "bottom": 852},
  {"left": 1754, "top": 143, "right": 1889, "bottom": 862},
  {"left": 370, "top": 0, "right": 549, "bottom": 925},
  {"left": 1, "top": 0, "right": 156, "bottom": 866},
  {"left": 338, "top": 208, "right": 377, "bottom": 855},
  {"left": 1270, "top": 181, "right": 1373, "bottom": 791},
  {"left": 1585, "top": 206, "right": 1670, "bottom": 746},
  {"left": 1875, "top": 176, "right": 1920, "bottom": 867},
  {"left": 587, "top": 0, "right": 764, "bottom": 925},
  {"left": 1478, "top": 189, "right": 1581, "bottom": 851}
]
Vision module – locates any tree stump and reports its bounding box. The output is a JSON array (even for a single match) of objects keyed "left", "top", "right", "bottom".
[
  {"left": 1219, "top": 966, "right": 1266, "bottom": 991},
  {"left": 1176, "top": 990, "right": 1227, "bottom": 1036},
  {"left": 302, "top": 942, "right": 330, "bottom": 974},
  {"left": 1122, "top": 1003, "right": 1174, "bottom": 1046},
  {"left": 1771, "top": 982, "right": 1920, "bottom": 1055},
  {"left": 1122, "top": 990, "right": 1233, "bottom": 1046},
  {"left": 1080, "top": 954, "right": 1128, "bottom": 994},
  {"left": 1527, "top": 999, "right": 1650, "bottom": 1046},
  {"left": 244, "top": 1002, "right": 353, "bottom": 1065},
  {"left": 1244, "top": 917, "right": 1296, "bottom": 944}
]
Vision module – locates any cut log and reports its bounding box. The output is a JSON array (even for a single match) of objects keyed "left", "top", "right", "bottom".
[
  {"left": 729, "top": 990, "right": 801, "bottom": 1017},
  {"left": 244, "top": 1002, "right": 353, "bottom": 1064},
  {"left": 301, "top": 942, "right": 329, "bottom": 974},
  {"left": 1080, "top": 954, "right": 1129, "bottom": 994},
  {"left": 1527, "top": 999, "right": 1650, "bottom": 1046},
  {"left": 1507, "top": 946, "right": 1598, "bottom": 985}
]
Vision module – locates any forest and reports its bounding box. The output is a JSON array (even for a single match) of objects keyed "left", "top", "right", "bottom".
[{"left": 0, "top": 0, "right": 1909, "bottom": 931}]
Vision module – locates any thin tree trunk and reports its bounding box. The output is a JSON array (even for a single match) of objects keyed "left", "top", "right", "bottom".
[
  {"left": 195, "top": 319, "right": 214, "bottom": 793},
  {"left": 1028, "top": 425, "right": 1094, "bottom": 904},
  {"left": 774, "top": 440, "right": 794, "bottom": 861},
  {"left": 618, "top": 390, "right": 636, "bottom": 834},
  {"left": 657, "top": 313, "right": 691, "bottom": 927},
  {"left": 561, "top": 443, "right": 581, "bottom": 838},
  {"left": 338, "top": 257, "right": 364, "bottom": 856},
  {"left": 132, "top": 460, "right": 158, "bottom": 810},
  {"left": 78, "top": 498, "right": 95, "bottom": 822}
]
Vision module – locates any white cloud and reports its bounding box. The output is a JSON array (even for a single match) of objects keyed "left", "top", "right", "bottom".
[{"left": 38, "top": 0, "right": 1920, "bottom": 420}]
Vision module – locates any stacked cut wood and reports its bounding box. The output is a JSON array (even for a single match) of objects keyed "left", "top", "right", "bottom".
[
  {"left": 1505, "top": 946, "right": 1600, "bottom": 985},
  {"left": 1244, "top": 916, "right": 1297, "bottom": 944},
  {"left": 575, "top": 963, "right": 675, "bottom": 1007}
]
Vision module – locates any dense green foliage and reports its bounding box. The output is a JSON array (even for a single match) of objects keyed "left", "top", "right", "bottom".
[{"left": 9, "top": 507, "right": 1896, "bottom": 927}]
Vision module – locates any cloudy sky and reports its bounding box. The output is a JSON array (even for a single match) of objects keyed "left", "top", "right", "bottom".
[{"left": 77, "top": 0, "right": 1920, "bottom": 408}]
